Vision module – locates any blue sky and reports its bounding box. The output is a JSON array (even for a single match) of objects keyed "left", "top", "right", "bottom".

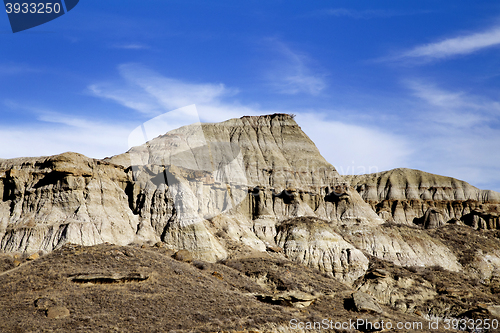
[{"left": 2, "top": 0, "right": 500, "bottom": 191}]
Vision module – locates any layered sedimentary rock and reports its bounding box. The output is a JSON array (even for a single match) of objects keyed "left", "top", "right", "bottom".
[
  {"left": 0, "top": 153, "right": 138, "bottom": 254},
  {"left": 339, "top": 224, "right": 462, "bottom": 272},
  {"left": 275, "top": 217, "right": 369, "bottom": 285},
  {"left": 109, "top": 114, "right": 383, "bottom": 225},
  {"left": 105, "top": 114, "right": 385, "bottom": 269},
  {"left": 0, "top": 115, "right": 383, "bottom": 267},
  {"left": 345, "top": 168, "right": 500, "bottom": 229},
  {"left": 2, "top": 114, "right": 500, "bottom": 287}
]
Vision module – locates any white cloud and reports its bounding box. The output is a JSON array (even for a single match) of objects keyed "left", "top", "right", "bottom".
[
  {"left": 111, "top": 43, "right": 149, "bottom": 50},
  {"left": 90, "top": 63, "right": 263, "bottom": 123},
  {"left": 398, "top": 26, "right": 500, "bottom": 61},
  {"left": 265, "top": 42, "right": 327, "bottom": 95},
  {"left": 320, "top": 8, "right": 405, "bottom": 19},
  {"left": 402, "top": 80, "right": 500, "bottom": 190},
  {"left": 90, "top": 64, "right": 231, "bottom": 115},
  {"left": 0, "top": 113, "right": 131, "bottom": 159},
  {"left": 7, "top": 63, "right": 499, "bottom": 192},
  {"left": 408, "top": 81, "right": 467, "bottom": 108},
  {"left": 296, "top": 113, "right": 410, "bottom": 175},
  {"left": 86, "top": 66, "right": 500, "bottom": 191},
  {"left": 0, "top": 63, "right": 41, "bottom": 75},
  {"left": 88, "top": 64, "right": 408, "bottom": 174},
  {"left": 88, "top": 83, "right": 162, "bottom": 115},
  {"left": 0, "top": 65, "right": 265, "bottom": 160},
  {"left": 407, "top": 80, "right": 500, "bottom": 126}
]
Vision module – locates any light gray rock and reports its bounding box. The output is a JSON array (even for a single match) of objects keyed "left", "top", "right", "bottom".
[
  {"left": 275, "top": 217, "right": 369, "bottom": 285},
  {"left": 109, "top": 114, "right": 383, "bottom": 227},
  {"left": 354, "top": 270, "right": 436, "bottom": 313},
  {"left": 105, "top": 114, "right": 383, "bottom": 263},
  {"left": 341, "top": 224, "right": 462, "bottom": 272},
  {"left": 1, "top": 113, "right": 498, "bottom": 286},
  {"left": 346, "top": 168, "right": 500, "bottom": 203},
  {"left": 0, "top": 153, "right": 139, "bottom": 254},
  {"left": 423, "top": 208, "right": 445, "bottom": 229},
  {"left": 352, "top": 291, "right": 383, "bottom": 314},
  {"left": 345, "top": 168, "right": 500, "bottom": 228}
]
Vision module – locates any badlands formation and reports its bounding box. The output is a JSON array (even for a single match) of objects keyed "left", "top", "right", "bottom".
[{"left": 1, "top": 113, "right": 500, "bottom": 332}]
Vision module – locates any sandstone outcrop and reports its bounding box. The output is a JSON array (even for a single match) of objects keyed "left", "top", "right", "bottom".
[
  {"left": 0, "top": 115, "right": 383, "bottom": 269},
  {"left": 275, "top": 217, "right": 368, "bottom": 285},
  {"left": 352, "top": 291, "right": 383, "bottom": 314},
  {"left": 345, "top": 168, "right": 500, "bottom": 229},
  {"left": 354, "top": 266, "right": 436, "bottom": 313},
  {"left": 106, "top": 114, "right": 384, "bottom": 267},
  {"left": 0, "top": 152, "right": 138, "bottom": 254},
  {"left": 1, "top": 113, "right": 500, "bottom": 289},
  {"left": 46, "top": 306, "right": 70, "bottom": 319},
  {"left": 3, "top": 113, "right": 500, "bottom": 330},
  {"left": 340, "top": 223, "right": 462, "bottom": 272}
]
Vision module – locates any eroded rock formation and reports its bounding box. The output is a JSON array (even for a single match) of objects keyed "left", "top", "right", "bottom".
[
  {"left": 275, "top": 217, "right": 369, "bottom": 285},
  {"left": 1, "top": 114, "right": 500, "bottom": 289},
  {"left": 345, "top": 168, "right": 500, "bottom": 229},
  {"left": 0, "top": 153, "right": 138, "bottom": 254}
]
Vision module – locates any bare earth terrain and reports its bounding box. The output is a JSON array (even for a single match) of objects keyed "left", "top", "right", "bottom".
[{"left": 0, "top": 240, "right": 474, "bottom": 333}]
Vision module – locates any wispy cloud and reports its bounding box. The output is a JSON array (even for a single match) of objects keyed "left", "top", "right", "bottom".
[
  {"left": 110, "top": 43, "right": 150, "bottom": 50},
  {"left": 402, "top": 80, "right": 500, "bottom": 189},
  {"left": 405, "top": 80, "right": 500, "bottom": 116},
  {"left": 0, "top": 63, "right": 42, "bottom": 75},
  {"left": 319, "top": 8, "right": 412, "bottom": 19},
  {"left": 90, "top": 64, "right": 231, "bottom": 115},
  {"left": 90, "top": 64, "right": 265, "bottom": 124},
  {"left": 87, "top": 64, "right": 408, "bottom": 173},
  {"left": 85, "top": 66, "right": 500, "bottom": 191},
  {"left": 0, "top": 106, "right": 131, "bottom": 159},
  {"left": 265, "top": 41, "right": 327, "bottom": 95},
  {"left": 396, "top": 26, "right": 500, "bottom": 62},
  {"left": 4, "top": 64, "right": 500, "bottom": 191}
]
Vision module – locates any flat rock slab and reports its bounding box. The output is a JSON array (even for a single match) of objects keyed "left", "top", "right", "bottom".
[
  {"left": 46, "top": 306, "right": 70, "bottom": 319},
  {"left": 352, "top": 291, "right": 383, "bottom": 314},
  {"left": 70, "top": 273, "right": 149, "bottom": 284},
  {"left": 26, "top": 253, "right": 39, "bottom": 261},
  {"left": 256, "top": 291, "right": 318, "bottom": 308}
]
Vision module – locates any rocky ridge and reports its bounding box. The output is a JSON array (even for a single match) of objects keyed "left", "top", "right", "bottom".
[
  {"left": 345, "top": 168, "right": 500, "bottom": 229},
  {"left": 0, "top": 114, "right": 499, "bottom": 284},
  {"left": 2, "top": 114, "right": 500, "bottom": 330}
]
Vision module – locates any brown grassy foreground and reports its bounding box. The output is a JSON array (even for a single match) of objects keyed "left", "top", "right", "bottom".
[{"left": 0, "top": 242, "right": 443, "bottom": 333}]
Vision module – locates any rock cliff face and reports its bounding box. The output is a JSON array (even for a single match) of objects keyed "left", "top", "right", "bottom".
[
  {"left": 1, "top": 114, "right": 500, "bottom": 288},
  {"left": 275, "top": 217, "right": 369, "bottom": 285},
  {"left": 0, "top": 115, "right": 382, "bottom": 270},
  {"left": 345, "top": 168, "right": 500, "bottom": 229},
  {"left": 109, "top": 114, "right": 383, "bottom": 226},
  {"left": 106, "top": 114, "right": 385, "bottom": 270},
  {"left": 0, "top": 153, "right": 138, "bottom": 254},
  {"left": 4, "top": 113, "right": 500, "bottom": 330}
]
